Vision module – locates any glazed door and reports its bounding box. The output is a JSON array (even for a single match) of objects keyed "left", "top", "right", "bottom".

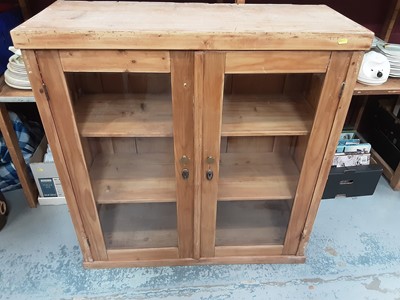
[
  {"left": 34, "top": 50, "right": 195, "bottom": 262},
  {"left": 200, "top": 51, "right": 358, "bottom": 259}
]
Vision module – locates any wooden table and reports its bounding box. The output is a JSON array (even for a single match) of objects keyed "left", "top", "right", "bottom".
[
  {"left": 0, "top": 75, "right": 37, "bottom": 207},
  {"left": 353, "top": 80, "right": 400, "bottom": 190}
]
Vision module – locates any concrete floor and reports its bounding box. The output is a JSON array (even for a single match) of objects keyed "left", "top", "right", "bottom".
[{"left": 0, "top": 177, "right": 400, "bottom": 300}]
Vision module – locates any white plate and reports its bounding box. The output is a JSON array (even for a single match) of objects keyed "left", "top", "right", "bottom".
[
  {"left": 6, "top": 68, "right": 29, "bottom": 81},
  {"left": 4, "top": 78, "right": 31, "bottom": 90},
  {"left": 8, "top": 54, "right": 25, "bottom": 65},
  {"left": 7, "top": 63, "right": 27, "bottom": 75},
  {"left": 377, "top": 44, "right": 400, "bottom": 56},
  {"left": 8, "top": 54, "right": 27, "bottom": 72},
  {"left": 4, "top": 70, "right": 31, "bottom": 87}
]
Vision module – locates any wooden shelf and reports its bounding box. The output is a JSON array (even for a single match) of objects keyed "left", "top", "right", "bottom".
[
  {"left": 216, "top": 200, "right": 290, "bottom": 246},
  {"left": 91, "top": 151, "right": 298, "bottom": 204},
  {"left": 0, "top": 76, "right": 34, "bottom": 102},
  {"left": 76, "top": 93, "right": 173, "bottom": 137},
  {"left": 222, "top": 95, "right": 313, "bottom": 136},
  {"left": 218, "top": 152, "right": 299, "bottom": 201},
  {"left": 354, "top": 78, "right": 400, "bottom": 96},
  {"left": 90, "top": 153, "right": 176, "bottom": 204},
  {"left": 99, "top": 203, "right": 177, "bottom": 249},
  {"left": 76, "top": 93, "right": 313, "bottom": 138}
]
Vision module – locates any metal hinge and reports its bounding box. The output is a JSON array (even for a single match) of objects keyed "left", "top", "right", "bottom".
[
  {"left": 40, "top": 82, "right": 50, "bottom": 101},
  {"left": 338, "top": 82, "right": 346, "bottom": 99}
]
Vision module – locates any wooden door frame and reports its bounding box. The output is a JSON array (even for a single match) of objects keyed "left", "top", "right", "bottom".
[
  {"left": 200, "top": 51, "right": 226, "bottom": 257},
  {"left": 32, "top": 50, "right": 108, "bottom": 261},
  {"left": 170, "top": 51, "right": 196, "bottom": 258},
  {"left": 28, "top": 49, "right": 198, "bottom": 262},
  {"left": 283, "top": 51, "right": 364, "bottom": 255},
  {"left": 198, "top": 50, "right": 363, "bottom": 258}
]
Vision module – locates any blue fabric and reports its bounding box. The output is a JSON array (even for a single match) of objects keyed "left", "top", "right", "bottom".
[
  {"left": 0, "top": 8, "right": 23, "bottom": 75},
  {"left": 0, "top": 111, "right": 43, "bottom": 192}
]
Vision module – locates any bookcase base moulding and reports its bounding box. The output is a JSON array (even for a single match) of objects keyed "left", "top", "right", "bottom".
[{"left": 12, "top": 1, "right": 373, "bottom": 268}]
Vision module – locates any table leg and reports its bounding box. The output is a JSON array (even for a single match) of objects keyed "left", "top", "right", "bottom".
[{"left": 0, "top": 104, "right": 38, "bottom": 207}]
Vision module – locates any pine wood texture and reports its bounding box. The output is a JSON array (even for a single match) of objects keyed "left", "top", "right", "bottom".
[
  {"left": 60, "top": 50, "right": 170, "bottom": 73},
  {"left": 35, "top": 50, "right": 107, "bottom": 261},
  {"left": 11, "top": 2, "right": 373, "bottom": 51},
  {"left": 75, "top": 94, "right": 173, "bottom": 137},
  {"left": 225, "top": 136, "right": 274, "bottom": 153},
  {"left": 90, "top": 153, "right": 175, "bottom": 204},
  {"left": 225, "top": 51, "right": 330, "bottom": 74},
  {"left": 107, "top": 248, "right": 179, "bottom": 261},
  {"left": 198, "top": 255, "right": 305, "bottom": 265},
  {"left": 75, "top": 94, "right": 313, "bottom": 137},
  {"left": 170, "top": 51, "right": 195, "bottom": 258},
  {"left": 12, "top": 2, "right": 375, "bottom": 267},
  {"left": 215, "top": 245, "right": 283, "bottom": 257},
  {"left": 283, "top": 52, "right": 355, "bottom": 255},
  {"left": 0, "top": 76, "right": 34, "bottom": 102},
  {"left": 354, "top": 78, "right": 400, "bottom": 95},
  {"left": 22, "top": 50, "right": 93, "bottom": 262},
  {"left": 200, "top": 52, "right": 225, "bottom": 258},
  {"left": 222, "top": 95, "right": 313, "bottom": 136},
  {"left": 0, "top": 104, "right": 38, "bottom": 208},
  {"left": 84, "top": 255, "right": 304, "bottom": 268},
  {"left": 193, "top": 52, "right": 205, "bottom": 259},
  {"left": 295, "top": 52, "right": 365, "bottom": 256},
  {"left": 218, "top": 153, "right": 299, "bottom": 201}
]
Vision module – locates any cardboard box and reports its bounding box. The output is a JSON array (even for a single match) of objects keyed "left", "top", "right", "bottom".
[
  {"left": 332, "top": 153, "right": 371, "bottom": 167},
  {"left": 38, "top": 196, "right": 66, "bottom": 206},
  {"left": 30, "top": 137, "right": 66, "bottom": 205}
]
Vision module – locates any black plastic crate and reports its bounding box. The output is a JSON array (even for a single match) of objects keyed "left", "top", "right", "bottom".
[
  {"left": 359, "top": 99, "right": 400, "bottom": 171},
  {"left": 323, "top": 164, "right": 382, "bottom": 199}
]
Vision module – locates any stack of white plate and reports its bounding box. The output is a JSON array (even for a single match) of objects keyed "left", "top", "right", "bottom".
[
  {"left": 4, "top": 54, "right": 31, "bottom": 90},
  {"left": 376, "top": 43, "right": 400, "bottom": 78}
]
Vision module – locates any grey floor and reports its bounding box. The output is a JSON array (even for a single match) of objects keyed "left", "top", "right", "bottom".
[{"left": 0, "top": 177, "right": 400, "bottom": 300}]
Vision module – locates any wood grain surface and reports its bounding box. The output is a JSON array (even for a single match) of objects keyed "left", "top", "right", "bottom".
[{"left": 11, "top": 2, "right": 373, "bottom": 50}]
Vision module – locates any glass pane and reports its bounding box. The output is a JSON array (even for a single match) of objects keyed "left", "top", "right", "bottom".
[
  {"left": 218, "top": 73, "right": 322, "bottom": 246},
  {"left": 65, "top": 72, "right": 177, "bottom": 249},
  {"left": 216, "top": 201, "right": 290, "bottom": 246},
  {"left": 99, "top": 203, "right": 177, "bottom": 249}
]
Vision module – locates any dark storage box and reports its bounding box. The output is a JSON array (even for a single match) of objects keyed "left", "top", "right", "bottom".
[
  {"left": 359, "top": 99, "right": 400, "bottom": 171},
  {"left": 322, "top": 164, "right": 382, "bottom": 199}
]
